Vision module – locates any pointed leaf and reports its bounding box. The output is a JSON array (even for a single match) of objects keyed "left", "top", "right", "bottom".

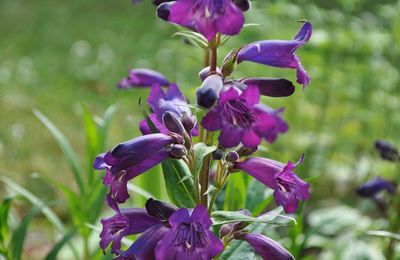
[{"left": 44, "top": 230, "right": 76, "bottom": 260}]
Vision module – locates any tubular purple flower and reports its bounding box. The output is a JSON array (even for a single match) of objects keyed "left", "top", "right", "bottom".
[
  {"left": 155, "top": 205, "right": 224, "bottom": 260},
  {"left": 139, "top": 83, "right": 197, "bottom": 136},
  {"left": 201, "top": 86, "right": 287, "bottom": 148},
  {"left": 234, "top": 155, "right": 309, "bottom": 213},
  {"left": 168, "top": 0, "right": 245, "bottom": 41},
  {"left": 242, "top": 78, "right": 295, "bottom": 97},
  {"left": 93, "top": 133, "right": 185, "bottom": 209},
  {"left": 244, "top": 233, "right": 294, "bottom": 260},
  {"left": 237, "top": 22, "right": 312, "bottom": 88},
  {"left": 118, "top": 69, "right": 170, "bottom": 89},
  {"left": 100, "top": 208, "right": 163, "bottom": 254},
  {"left": 356, "top": 177, "right": 397, "bottom": 198}
]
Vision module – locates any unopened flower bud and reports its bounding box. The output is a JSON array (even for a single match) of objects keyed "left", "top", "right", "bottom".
[
  {"left": 236, "top": 146, "right": 258, "bottom": 156},
  {"left": 156, "top": 2, "right": 174, "bottom": 21},
  {"left": 153, "top": 0, "right": 174, "bottom": 5},
  {"left": 198, "top": 66, "right": 222, "bottom": 82},
  {"left": 356, "top": 177, "right": 397, "bottom": 198},
  {"left": 232, "top": 0, "right": 251, "bottom": 12},
  {"left": 196, "top": 74, "right": 223, "bottom": 109},
  {"left": 222, "top": 49, "right": 238, "bottom": 78},
  {"left": 375, "top": 140, "right": 399, "bottom": 161},
  {"left": 163, "top": 111, "right": 186, "bottom": 137},
  {"left": 212, "top": 149, "right": 224, "bottom": 160},
  {"left": 180, "top": 112, "right": 196, "bottom": 134},
  {"left": 226, "top": 151, "right": 239, "bottom": 162},
  {"left": 170, "top": 144, "right": 187, "bottom": 158}
]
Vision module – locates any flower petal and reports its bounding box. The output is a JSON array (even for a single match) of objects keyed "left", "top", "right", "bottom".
[
  {"left": 242, "top": 77, "right": 295, "bottom": 97},
  {"left": 218, "top": 125, "right": 242, "bottom": 148},
  {"left": 244, "top": 233, "right": 294, "bottom": 260}
]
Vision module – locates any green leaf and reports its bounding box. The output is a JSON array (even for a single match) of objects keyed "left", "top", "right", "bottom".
[
  {"left": 33, "top": 109, "right": 84, "bottom": 193},
  {"left": 211, "top": 207, "right": 296, "bottom": 226},
  {"left": 193, "top": 143, "right": 216, "bottom": 178},
  {"left": 0, "top": 196, "right": 13, "bottom": 245},
  {"left": 0, "top": 177, "right": 79, "bottom": 259},
  {"left": 245, "top": 180, "right": 274, "bottom": 216},
  {"left": 172, "top": 31, "right": 208, "bottom": 49},
  {"left": 97, "top": 105, "right": 117, "bottom": 152},
  {"left": 44, "top": 230, "right": 76, "bottom": 260},
  {"left": 161, "top": 159, "right": 196, "bottom": 208},
  {"left": 127, "top": 183, "right": 156, "bottom": 199},
  {"left": 82, "top": 104, "right": 99, "bottom": 183},
  {"left": 365, "top": 230, "right": 400, "bottom": 240},
  {"left": 10, "top": 205, "right": 41, "bottom": 260},
  {"left": 223, "top": 174, "right": 247, "bottom": 211}
]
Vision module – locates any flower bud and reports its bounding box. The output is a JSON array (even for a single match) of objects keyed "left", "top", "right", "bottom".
[
  {"left": 170, "top": 144, "right": 187, "bottom": 158},
  {"left": 162, "top": 111, "right": 186, "bottom": 137},
  {"left": 222, "top": 49, "right": 238, "bottom": 78},
  {"left": 180, "top": 112, "right": 196, "bottom": 134},
  {"left": 356, "top": 177, "right": 397, "bottom": 197},
  {"left": 156, "top": 2, "right": 174, "bottom": 21},
  {"left": 236, "top": 146, "right": 258, "bottom": 156},
  {"left": 212, "top": 149, "right": 224, "bottom": 160},
  {"left": 145, "top": 198, "right": 178, "bottom": 220},
  {"left": 226, "top": 151, "right": 239, "bottom": 162},
  {"left": 198, "top": 66, "right": 222, "bottom": 82},
  {"left": 196, "top": 74, "right": 223, "bottom": 109},
  {"left": 232, "top": 0, "right": 251, "bottom": 11}
]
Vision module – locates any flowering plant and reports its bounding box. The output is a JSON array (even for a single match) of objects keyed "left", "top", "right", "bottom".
[{"left": 95, "top": 1, "right": 313, "bottom": 259}]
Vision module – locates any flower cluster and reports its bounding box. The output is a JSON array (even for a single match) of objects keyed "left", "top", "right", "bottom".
[{"left": 95, "top": 1, "right": 312, "bottom": 259}]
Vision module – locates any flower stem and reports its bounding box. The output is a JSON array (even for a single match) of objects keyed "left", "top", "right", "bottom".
[{"left": 200, "top": 131, "right": 214, "bottom": 207}]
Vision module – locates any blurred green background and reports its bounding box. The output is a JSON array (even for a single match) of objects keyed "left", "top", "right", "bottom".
[{"left": 1, "top": 0, "right": 400, "bottom": 259}]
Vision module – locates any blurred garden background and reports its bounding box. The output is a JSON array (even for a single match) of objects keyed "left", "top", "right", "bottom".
[{"left": 1, "top": 0, "right": 400, "bottom": 259}]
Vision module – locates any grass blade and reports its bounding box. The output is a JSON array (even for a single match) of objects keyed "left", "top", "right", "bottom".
[
  {"left": 44, "top": 229, "right": 76, "bottom": 260},
  {"left": 33, "top": 109, "right": 85, "bottom": 193}
]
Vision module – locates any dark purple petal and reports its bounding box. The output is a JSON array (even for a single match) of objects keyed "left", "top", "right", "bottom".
[
  {"left": 100, "top": 208, "right": 162, "bottom": 254},
  {"left": 356, "top": 177, "right": 397, "bottom": 197},
  {"left": 235, "top": 157, "right": 280, "bottom": 188},
  {"left": 157, "top": 2, "right": 174, "bottom": 21},
  {"left": 232, "top": 0, "right": 251, "bottom": 12},
  {"left": 122, "top": 225, "right": 170, "bottom": 260},
  {"left": 218, "top": 125, "right": 243, "bottom": 148},
  {"left": 254, "top": 105, "right": 288, "bottom": 143},
  {"left": 242, "top": 129, "right": 261, "bottom": 147},
  {"left": 168, "top": 208, "right": 191, "bottom": 228},
  {"left": 240, "top": 85, "right": 260, "bottom": 107},
  {"left": 118, "top": 69, "right": 170, "bottom": 89},
  {"left": 244, "top": 233, "right": 294, "bottom": 260},
  {"left": 242, "top": 78, "right": 295, "bottom": 97},
  {"left": 139, "top": 113, "right": 169, "bottom": 135},
  {"left": 190, "top": 205, "right": 212, "bottom": 228},
  {"left": 145, "top": 198, "right": 178, "bottom": 220},
  {"left": 162, "top": 111, "right": 187, "bottom": 136},
  {"left": 237, "top": 22, "right": 312, "bottom": 88},
  {"left": 201, "top": 107, "right": 223, "bottom": 131}
]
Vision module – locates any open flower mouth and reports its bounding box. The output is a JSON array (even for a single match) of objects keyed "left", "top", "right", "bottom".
[
  {"left": 172, "top": 222, "right": 209, "bottom": 252},
  {"left": 222, "top": 98, "right": 255, "bottom": 129}
]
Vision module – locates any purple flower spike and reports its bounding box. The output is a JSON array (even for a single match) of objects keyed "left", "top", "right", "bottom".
[
  {"left": 244, "top": 233, "right": 294, "bottom": 260},
  {"left": 237, "top": 22, "right": 312, "bottom": 88},
  {"left": 168, "top": 0, "right": 245, "bottom": 41},
  {"left": 100, "top": 208, "right": 163, "bottom": 254},
  {"left": 118, "top": 69, "right": 170, "bottom": 89},
  {"left": 202, "top": 86, "right": 287, "bottom": 148},
  {"left": 242, "top": 78, "right": 296, "bottom": 97},
  {"left": 235, "top": 155, "right": 309, "bottom": 213},
  {"left": 155, "top": 205, "right": 224, "bottom": 260},
  {"left": 356, "top": 177, "right": 397, "bottom": 198},
  {"left": 140, "top": 83, "right": 197, "bottom": 136}
]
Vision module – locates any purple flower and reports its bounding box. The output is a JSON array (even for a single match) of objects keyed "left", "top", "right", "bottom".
[
  {"left": 237, "top": 22, "right": 312, "bottom": 88},
  {"left": 201, "top": 85, "right": 288, "bottom": 148},
  {"left": 140, "top": 84, "right": 197, "bottom": 136},
  {"left": 167, "top": 0, "right": 245, "bottom": 41},
  {"left": 102, "top": 199, "right": 224, "bottom": 260},
  {"left": 243, "top": 233, "right": 294, "bottom": 260},
  {"left": 196, "top": 74, "right": 224, "bottom": 109},
  {"left": 375, "top": 140, "right": 399, "bottom": 162},
  {"left": 356, "top": 177, "right": 396, "bottom": 198},
  {"left": 235, "top": 155, "right": 309, "bottom": 213},
  {"left": 118, "top": 69, "right": 170, "bottom": 89},
  {"left": 94, "top": 133, "right": 185, "bottom": 209}
]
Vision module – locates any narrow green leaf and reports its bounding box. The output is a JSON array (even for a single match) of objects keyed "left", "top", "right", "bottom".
[
  {"left": 223, "top": 174, "right": 247, "bottom": 211},
  {"left": 212, "top": 207, "right": 295, "bottom": 226},
  {"left": 127, "top": 183, "right": 156, "bottom": 199},
  {"left": 172, "top": 31, "right": 208, "bottom": 49},
  {"left": 82, "top": 104, "right": 99, "bottom": 183},
  {"left": 44, "top": 230, "right": 76, "bottom": 260},
  {"left": 33, "top": 109, "right": 84, "bottom": 193},
  {"left": 245, "top": 180, "right": 274, "bottom": 216},
  {"left": 97, "top": 105, "right": 117, "bottom": 151},
  {"left": 10, "top": 205, "right": 41, "bottom": 260},
  {"left": 161, "top": 159, "right": 196, "bottom": 208},
  {"left": 0, "top": 196, "right": 13, "bottom": 245},
  {"left": 193, "top": 143, "right": 216, "bottom": 178},
  {"left": 366, "top": 230, "right": 400, "bottom": 240}
]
